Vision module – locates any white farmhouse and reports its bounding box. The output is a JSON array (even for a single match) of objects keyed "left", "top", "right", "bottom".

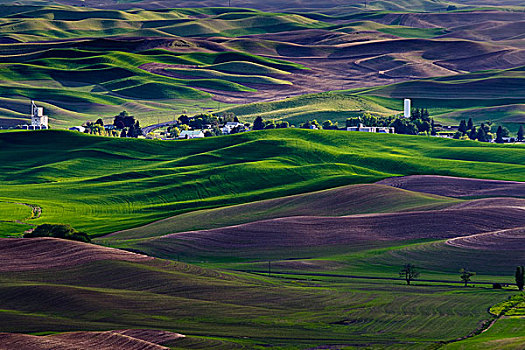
[
  {"left": 30, "top": 101, "right": 48, "bottom": 129},
  {"left": 222, "top": 121, "right": 244, "bottom": 134},
  {"left": 179, "top": 130, "right": 205, "bottom": 139}
]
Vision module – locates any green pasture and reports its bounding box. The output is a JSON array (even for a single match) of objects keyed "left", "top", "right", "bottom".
[{"left": 1, "top": 128, "right": 524, "bottom": 237}]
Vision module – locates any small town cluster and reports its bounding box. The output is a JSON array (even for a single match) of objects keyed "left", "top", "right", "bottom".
[{"left": 17, "top": 99, "right": 525, "bottom": 143}]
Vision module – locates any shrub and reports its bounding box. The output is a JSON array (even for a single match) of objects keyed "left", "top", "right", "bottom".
[
  {"left": 24, "top": 224, "right": 91, "bottom": 243},
  {"left": 493, "top": 283, "right": 502, "bottom": 289}
]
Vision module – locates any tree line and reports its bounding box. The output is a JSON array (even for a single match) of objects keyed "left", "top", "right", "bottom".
[{"left": 399, "top": 263, "right": 525, "bottom": 290}]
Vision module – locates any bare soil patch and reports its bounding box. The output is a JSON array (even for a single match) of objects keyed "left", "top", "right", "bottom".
[
  {"left": 0, "top": 238, "right": 152, "bottom": 271},
  {"left": 147, "top": 207, "right": 525, "bottom": 251},
  {"left": 377, "top": 175, "right": 525, "bottom": 198},
  {"left": 446, "top": 227, "right": 525, "bottom": 251}
]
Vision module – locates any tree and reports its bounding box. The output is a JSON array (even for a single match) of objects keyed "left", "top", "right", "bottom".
[
  {"left": 95, "top": 118, "right": 104, "bottom": 126},
  {"left": 468, "top": 126, "right": 477, "bottom": 140},
  {"left": 127, "top": 124, "right": 135, "bottom": 137},
  {"left": 169, "top": 126, "right": 180, "bottom": 138},
  {"left": 346, "top": 117, "right": 361, "bottom": 127},
  {"left": 421, "top": 108, "right": 430, "bottom": 121},
  {"left": 517, "top": 125, "right": 524, "bottom": 141},
  {"left": 178, "top": 114, "right": 190, "bottom": 126},
  {"left": 264, "top": 120, "right": 276, "bottom": 129},
  {"left": 253, "top": 116, "right": 265, "bottom": 130},
  {"left": 458, "top": 120, "right": 467, "bottom": 135},
  {"left": 399, "top": 263, "right": 420, "bottom": 285},
  {"left": 24, "top": 224, "right": 91, "bottom": 243},
  {"left": 467, "top": 118, "right": 474, "bottom": 130},
  {"left": 460, "top": 268, "right": 476, "bottom": 287},
  {"left": 476, "top": 126, "right": 488, "bottom": 142},
  {"left": 496, "top": 126, "right": 504, "bottom": 143},
  {"left": 431, "top": 119, "right": 437, "bottom": 136},
  {"left": 113, "top": 111, "right": 135, "bottom": 128},
  {"left": 515, "top": 266, "right": 524, "bottom": 291},
  {"left": 322, "top": 120, "right": 333, "bottom": 130}
]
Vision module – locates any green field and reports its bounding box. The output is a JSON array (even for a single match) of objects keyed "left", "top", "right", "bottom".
[
  {"left": 0, "top": 41, "right": 305, "bottom": 126},
  {"left": 1, "top": 129, "right": 524, "bottom": 235}
]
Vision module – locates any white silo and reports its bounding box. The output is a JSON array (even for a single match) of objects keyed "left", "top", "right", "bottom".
[{"left": 404, "top": 99, "right": 411, "bottom": 118}]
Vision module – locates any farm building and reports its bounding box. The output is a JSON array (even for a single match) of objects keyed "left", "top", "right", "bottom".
[
  {"left": 179, "top": 130, "right": 205, "bottom": 139},
  {"left": 69, "top": 126, "right": 85, "bottom": 133},
  {"left": 222, "top": 122, "right": 245, "bottom": 134},
  {"left": 30, "top": 101, "right": 48, "bottom": 129},
  {"left": 347, "top": 123, "right": 395, "bottom": 133}
]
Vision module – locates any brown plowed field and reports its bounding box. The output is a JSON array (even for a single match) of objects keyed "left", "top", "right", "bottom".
[
  {"left": 146, "top": 207, "right": 525, "bottom": 251},
  {"left": 377, "top": 175, "right": 525, "bottom": 198},
  {"left": 0, "top": 330, "right": 184, "bottom": 350},
  {"left": 0, "top": 238, "right": 152, "bottom": 271},
  {"left": 447, "top": 197, "right": 525, "bottom": 209},
  {"left": 446, "top": 227, "right": 525, "bottom": 251}
]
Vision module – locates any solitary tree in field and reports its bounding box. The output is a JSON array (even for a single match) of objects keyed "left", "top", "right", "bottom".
[
  {"left": 515, "top": 266, "right": 524, "bottom": 291},
  {"left": 399, "top": 263, "right": 420, "bottom": 285},
  {"left": 460, "top": 268, "right": 476, "bottom": 287}
]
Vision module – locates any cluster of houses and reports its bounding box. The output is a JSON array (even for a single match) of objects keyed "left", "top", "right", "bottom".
[
  {"left": 347, "top": 123, "right": 395, "bottom": 134},
  {"left": 176, "top": 121, "right": 246, "bottom": 139}
]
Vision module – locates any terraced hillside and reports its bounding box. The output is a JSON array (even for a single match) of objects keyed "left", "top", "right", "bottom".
[{"left": 0, "top": 4, "right": 523, "bottom": 129}]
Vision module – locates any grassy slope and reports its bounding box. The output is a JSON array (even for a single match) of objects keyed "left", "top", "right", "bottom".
[
  {"left": 104, "top": 183, "right": 458, "bottom": 242},
  {"left": 0, "top": 202, "right": 33, "bottom": 237},
  {"left": 0, "top": 129, "right": 524, "bottom": 237}
]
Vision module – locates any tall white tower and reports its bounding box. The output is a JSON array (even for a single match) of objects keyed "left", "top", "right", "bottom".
[
  {"left": 31, "top": 101, "right": 48, "bottom": 129},
  {"left": 404, "top": 99, "right": 411, "bottom": 119}
]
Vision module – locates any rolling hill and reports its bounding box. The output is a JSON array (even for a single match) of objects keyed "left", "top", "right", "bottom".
[
  {"left": 0, "top": 4, "right": 523, "bottom": 129},
  {"left": 1, "top": 129, "right": 525, "bottom": 236},
  {"left": 0, "top": 236, "right": 514, "bottom": 349}
]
